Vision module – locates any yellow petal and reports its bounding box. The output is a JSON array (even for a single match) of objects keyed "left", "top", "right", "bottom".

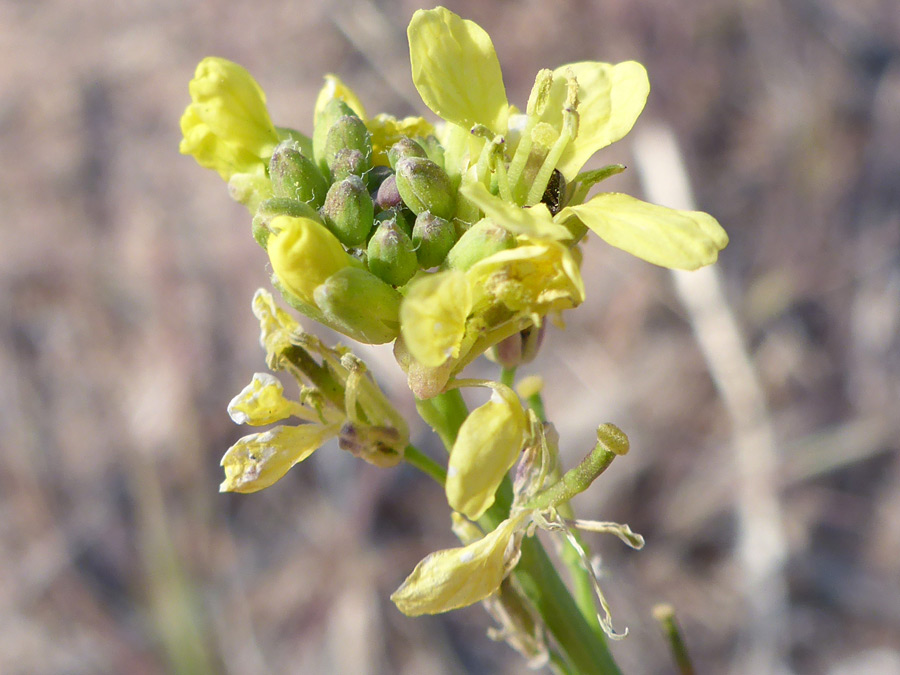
[
  {"left": 313, "top": 74, "right": 367, "bottom": 126},
  {"left": 365, "top": 113, "right": 435, "bottom": 166},
  {"left": 399, "top": 270, "right": 472, "bottom": 368},
  {"left": 391, "top": 514, "right": 526, "bottom": 616},
  {"left": 179, "top": 57, "right": 279, "bottom": 180},
  {"left": 227, "top": 372, "right": 295, "bottom": 425},
  {"left": 447, "top": 385, "right": 526, "bottom": 520},
  {"left": 561, "top": 193, "right": 728, "bottom": 270},
  {"left": 267, "top": 216, "right": 353, "bottom": 306},
  {"left": 251, "top": 288, "right": 302, "bottom": 363},
  {"left": 539, "top": 61, "right": 649, "bottom": 179},
  {"left": 408, "top": 7, "right": 508, "bottom": 134},
  {"left": 220, "top": 424, "right": 337, "bottom": 493}
]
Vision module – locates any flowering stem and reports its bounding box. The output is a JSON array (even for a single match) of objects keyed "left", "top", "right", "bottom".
[
  {"left": 653, "top": 604, "right": 695, "bottom": 675},
  {"left": 414, "top": 389, "right": 469, "bottom": 450},
  {"left": 500, "top": 366, "right": 516, "bottom": 388},
  {"left": 402, "top": 444, "right": 446, "bottom": 486}
]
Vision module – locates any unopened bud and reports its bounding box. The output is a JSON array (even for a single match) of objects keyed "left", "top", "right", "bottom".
[
  {"left": 252, "top": 197, "right": 324, "bottom": 248},
  {"left": 269, "top": 141, "right": 329, "bottom": 208},
  {"left": 313, "top": 98, "right": 356, "bottom": 176},
  {"left": 375, "top": 208, "right": 413, "bottom": 238},
  {"left": 419, "top": 134, "right": 446, "bottom": 167},
  {"left": 313, "top": 266, "right": 401, "bottom": 344},
  {"left": 365, "top": 164, "right": 393, "bottom": 194},
  {"left": 412, "top": 211, "right": 456, "bottom": 268},
  {"left": 367, "top": 219, "right": 418, "bottom": 286},
  {"left": 324, "top": 115, "right": 372, "bottom": 179},
  {"left": 491, "top": 323, "right": 546, "bottom": 368},
  {"left": 445, "top": 219, "right": 516, "bottom": 271},
  {"left": 374, "top": 173, "right": 403, "bottom": 211},
  {"left": 387, "top": 137, "right": 427, "bottom": 169},
  {"left": 394, "top": 157, "right": 456, "bottom": 220},
  {"left": 321, "top": 175, "right": 374, "bottom": 247}
]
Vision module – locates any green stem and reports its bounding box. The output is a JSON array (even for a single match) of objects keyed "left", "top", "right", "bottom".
[
  {"left": 500, "top": 366, "right": 517, "bottom": 388},
  {"left": 402, "top": 444, "right": 446, "bottom": 486},
  {"left": 523, "top": 443, "right": 618, "bottom": 512},
  {"left": 414, "top": 389, "right": 469, "bottom": 450},
  {"left": 653, "top": 604, "right": 695, "bottom": 675}
]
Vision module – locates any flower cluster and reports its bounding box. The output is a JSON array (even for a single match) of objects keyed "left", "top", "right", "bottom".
[{"left": 180, "top": 5, "right": 727, "bottom": 654}]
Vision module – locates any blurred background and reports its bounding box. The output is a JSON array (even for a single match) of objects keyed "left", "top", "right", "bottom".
[{"left": 2, "top": 0, "right": 898, "bottom": 672}]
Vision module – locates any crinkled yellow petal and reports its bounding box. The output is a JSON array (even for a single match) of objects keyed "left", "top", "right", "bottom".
[
  {"left": 399, "top": 270, "right": 472, "bottom": 368},
  {"left": 227, "top": 372, "right": 295, "bottom": 425},
  {"left": 447, "top": 386, "right": 526, "bottom": 520},
  {"left": 366, "top": 113, "right": 435, "bottom": 166},
  {"left": 220, "top": 424, "right": 337, "bottom": 493},
  {"left": 466, "top": 238, "right": 585, "bottom": 316},
  {"left": 267, "top": 216, "right": 353, "bottom": 306},
  {"left": 561, "top": 193, "right": 728, "bottom": 270},
  {"left": 539, "top": 61, "right": 649, "bottom": 179},
  {"left": 251, "top": 288, "right": 302, "bottom": 362},
  {"left": 460, "top": 181, "right": 571, "bottom": 241},
  {"left": 313, "top": 74, "right": 367, "bottom": 127},
  {"left": 391, "top": 514, "right": 526, "bottom": 616},
  {"left": 408, "top": 7, "right": 508, "bottom": 134},
  {"left": 179, "top": 57, "right": 279, "bottom": 180}
]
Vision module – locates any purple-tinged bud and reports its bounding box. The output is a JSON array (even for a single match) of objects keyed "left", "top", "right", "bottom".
[
  {"left": 491, "top": 323, "right": 546, "bottom": 368},
  {"left": 375, "top": 173, "right": 403, "bottom": 211},
  {"left": 324, "top": 114, "right": 372, "bottom": 179},
  {"left": 313, "top": 98, "right": 356, "bottom": 177}
]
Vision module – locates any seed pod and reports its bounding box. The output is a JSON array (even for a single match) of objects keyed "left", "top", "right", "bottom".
[
  {"left": 412, "top": 211, "right": 456, "bottom": 268},
  {"left": 394, "top": 157, "right": 455, "bottom": 220},
  {"left": 269, "top": 141, "right": 329, "bottom": 208},
  {"left": 445, "top": 219, "right": 516, "bottom": 271},
  {"left": 367, "top": 218, "right": 418, "bottom": 286},
  {"left": 321, "top": 175, "right": 375, "bottom": 248}
]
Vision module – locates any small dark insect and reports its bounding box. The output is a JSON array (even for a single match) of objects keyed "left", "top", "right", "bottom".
[{"left": 540, "top": 168, "right": 567, "bottom": 215}]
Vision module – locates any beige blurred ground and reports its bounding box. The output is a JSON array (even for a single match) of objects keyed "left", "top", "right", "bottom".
[{"left": 2, "top": 0, "right": 899, "bottom": 673}]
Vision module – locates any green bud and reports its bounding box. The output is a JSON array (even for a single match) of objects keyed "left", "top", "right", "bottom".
[
  {"left": 412, "top": 211, "right": 456, "bottom": 268},
  {"left": 445, "top": 219, "right": 517, "bottom": 271},
  {"left": 419, "top": 134, "right": 446, "bottom": 168},
  {"left": 313, "top": 98, "right": 356, "bottom": 177},
  {"left": 321, "top": 175, "right": 374, "bottom": 248},
  {"left": 367, "top": 219, "right": 418, "bottom": 286},
  {"left": 375, "top": 208, "right": 412, "bottom": 238},
  {"left": 269, "top": 141, "right": 329, "bottom": 208},
  {"left": 324, "top": 115, "right": 372, "bottom": 179},
  {"left": 252, "top": 197, "right": 324, "bottom": 248},
  {"left": 387, "top": 137, "right": 427, "bottom": 170},
  {"left": 313, "top": 266, "right": 402, "bottom": 344},
  {"left": 329, "top": 148, "right": 366, "bottom": 182},
  {"left": 394, "top": 157, "right": 456, "bottom": 220}
]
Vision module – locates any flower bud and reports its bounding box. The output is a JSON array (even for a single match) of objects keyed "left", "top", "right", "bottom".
[
  {"left": 445, "top": 219, "right": 516, "bottom": 271},
  {"left": 252, "top": 197, "right": 324, "bottom": 248},
  {"left": 491, "top": 323, "right": 546, "bottom": 368},
  {"left": 320, "top": 175, "right": 375, "bottom": 247},
  {"left": 269, "top": 141, "right": 329, "bottom": 208},
  {"left": 412, "top": 211, "right": 456, "bottom": 268},
  {"left": 419, "top": 134, "right": 446, "bottom": 168},
  {"left": 375, "top": 208, "right": 413, "bottom": 238},
  {"left": 394, "top": 157, "right": 456, "bottom": 220},
  {"left": 313, "top": 266, "right": 401, "bottom": 344},
  {"left": 367, "top": 219, "right": 418, "bottom": 287},
  {"left": 387, "top": 137, "right": 427, "bottom": 169},
  {"left": 324, "top": 114, "right": 372, "bottom": 179},
  {"left": 329, "top": 148, "right": 366, "bottom": 182},
  {"left": 267, "top": 215, "right": 352, "bottom": 306},
  {"left": 374, "top": 173, "right": 403, "bottom": 211},
  {"left": 313, "top": 98, "right": 356, "bottom": 176}
]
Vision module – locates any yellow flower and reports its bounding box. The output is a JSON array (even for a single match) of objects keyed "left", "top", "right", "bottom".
[
  {"left": 407, "top": 8, "right": 728, "bottom": 271},
  {"left": 179, "top": 57, "right": 279, "bottom": 181}
]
